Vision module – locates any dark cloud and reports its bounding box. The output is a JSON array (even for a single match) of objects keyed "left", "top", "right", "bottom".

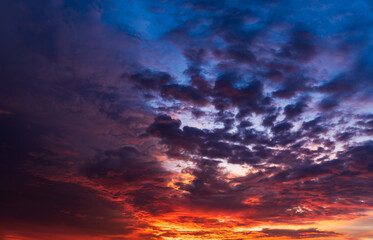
[
  {"left": 318, "top": 96, "right": 339, "bottom": 111},
  {"left": 218, "top": 43, "right": 257, "bottom": 63},
  {"left": 301, "top": 116, "right": 328, "bottom": 137},
  {"left": 147, "top": 114, "right": 271, "bottom": 165},
  {"left": 128, "top": 69, "right": 173, "bottom": 91},
  {"left": 318, "top": 75, "right": 354, "bottom": 94},
  {"left": 214, "top": 73, "right": 263, "bottom": 104},
  {"left": 147, "top": 114, "right": 183, "bottom": 140},
  {"left": 335, "top": 130, "right": 355, "bottom": 141},
  {"left": 272, "top": 75, "right": 311, "bottom": 99},
  {"left": 161, "top": 84, "right": 209, "bottom": 106},
  {"left": 0, "top": 113, "right": 137, "bottom": 239},
  {"left": 260, "top": 228, "right": 340, "bottom": 238},
  {"left": 339, "top": 141, "right": 373, "bottom": 173},
  {"left": 272, "top": 121, "right": 293, "bottom": 134},
  {"left": 262, "top": 114, "right": 277, "bottom": 127},
  {"left": 178, "top": 159, "right": 248, "bottom": 211},
  {"left": 0, "top": 174, "right": 135, "bottom": 237},
  {"left": 79, "top": 146, "right": 169, "bottom": 182},
  {"left": 284, "top": 98, "right": 308, "bottom": 119},
  {"left": 277, "top": 27, "right": 317, "bottom": 62}
]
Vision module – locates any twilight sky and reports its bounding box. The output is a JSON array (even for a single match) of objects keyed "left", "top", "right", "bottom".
[{"left": 1, "top": 0, "right": 373, "bottom": 239}]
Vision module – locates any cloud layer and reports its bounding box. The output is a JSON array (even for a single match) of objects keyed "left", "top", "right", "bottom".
[{"left": 1, "top": 0, "right": 373, "bottom": 239}]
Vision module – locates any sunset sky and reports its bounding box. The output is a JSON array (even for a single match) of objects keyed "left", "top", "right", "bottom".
[{"left": 1, "top": 0, "right": 373, "bottom": 239}]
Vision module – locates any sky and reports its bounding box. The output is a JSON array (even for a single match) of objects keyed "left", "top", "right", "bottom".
[{"left": 1, "top": 0, "right": 373, "bottom": 239}]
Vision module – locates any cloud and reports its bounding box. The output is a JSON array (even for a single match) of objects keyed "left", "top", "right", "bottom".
[
  {"left": 128, "top": 69, "right": 173, "bottom": 91},
  {"left": 259, "top": 228, "right": 340, "bottom": 238},
  {"left": 79, "top": 146, "right": 170, "bottom": 182},
  {"left": 161, "top": 84, "right": 209, "bottom": 106},
  {"left": 2, "top": 0, "right": 373, "bottom": 239}
]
